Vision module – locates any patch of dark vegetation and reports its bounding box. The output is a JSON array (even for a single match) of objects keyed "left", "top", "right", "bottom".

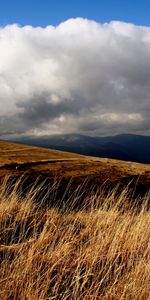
[
  {"left": 1, "top": 171, "right": 150, "bottom": 213},
  {"left": 0, "top": 159, "right": 75, "bottom": 171},
  {"left": 118, "top": 174, "right": 150, "bottom": 197}
]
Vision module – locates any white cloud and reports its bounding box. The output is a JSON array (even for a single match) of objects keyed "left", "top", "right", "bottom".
[{"left": 0, "top": 18, "right": 150, "bottom": 137}]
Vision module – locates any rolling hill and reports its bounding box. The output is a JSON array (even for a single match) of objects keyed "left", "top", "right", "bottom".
[
  {"left": 0, "top": 141, "right": 150, "bottom": 202},
  {"left": 10, "top": 133, "right": 150, "bottom": 164}
]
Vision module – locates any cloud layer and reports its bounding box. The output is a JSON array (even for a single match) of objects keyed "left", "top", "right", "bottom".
[{"left": 0, "top": 18, "right": 150, "bottom": 137}]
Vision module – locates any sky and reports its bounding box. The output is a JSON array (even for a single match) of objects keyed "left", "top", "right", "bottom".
[
  {"left": 0, "top": 1, "right": 150, "bottom": 138},
  {"left": 1, "top": 0, "right": 150, "bottom": 27}
]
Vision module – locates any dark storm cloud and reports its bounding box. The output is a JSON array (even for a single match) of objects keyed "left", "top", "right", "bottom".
[{"left": 0, "top": 19, "right": 150, "bottom": 137}]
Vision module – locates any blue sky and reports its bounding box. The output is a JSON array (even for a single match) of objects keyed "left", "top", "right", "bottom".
[{"left": 0, "top": 0, "right": 150, "bottom": 27}]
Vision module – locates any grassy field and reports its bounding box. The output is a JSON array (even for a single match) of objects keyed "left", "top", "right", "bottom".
[
  {"left": 0, "top": 177, "right": 150, "bottom": 299},
  {"left": 0, "top": 141, "right": 150, "bottom": 299},
  {"left": 0, "top": 141, "right": 150, "bottom": 195}
]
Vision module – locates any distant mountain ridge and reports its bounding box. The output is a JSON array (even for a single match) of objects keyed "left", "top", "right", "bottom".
[{"left": 8, "top": 133, "right": 150, "bottom": 164}]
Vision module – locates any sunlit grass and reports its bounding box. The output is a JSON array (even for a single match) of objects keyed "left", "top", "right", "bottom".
[{"left": 0, "top": 177, "right": 150, "bottom": 299}]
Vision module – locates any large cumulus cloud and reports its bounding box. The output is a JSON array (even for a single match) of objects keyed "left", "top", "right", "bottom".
[{"left": 0, "top": 18, "right": 150, "bottom": 137}]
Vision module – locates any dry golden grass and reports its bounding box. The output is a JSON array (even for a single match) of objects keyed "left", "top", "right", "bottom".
[
  {"left": 1, "top": 141, "right": 150, "bottom": 196},
  {"left": 0, "top": 177, "right": 150, "bottom": 300},
  {"left": 0, "top": 141, "right": 83, "bottom": 166}
]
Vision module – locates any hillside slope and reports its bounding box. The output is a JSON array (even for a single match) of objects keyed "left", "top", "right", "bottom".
[
  {"left": 0, "top": 141, "right": 150, "bottom": 201},
  {"left": 10, "top": 133, "right": 150, "bottom": 164}
]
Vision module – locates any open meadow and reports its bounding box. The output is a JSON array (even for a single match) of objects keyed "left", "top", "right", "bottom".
[{"left": 0, "top": 141, "right": 150, "bottom": 299}]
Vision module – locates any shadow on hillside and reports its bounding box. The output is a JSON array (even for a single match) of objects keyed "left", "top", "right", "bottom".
[{"left": 2, "top": 171, "right": 150, "bottom": 212}]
